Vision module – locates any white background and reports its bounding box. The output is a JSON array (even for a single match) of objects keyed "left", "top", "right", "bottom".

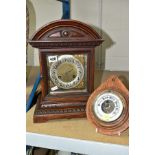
[
  {"left": 27, "top": 0, "right": 129, "bottom": 71},
  {"left": 0, "top": 0, "right": 155, "bottom": 155}
]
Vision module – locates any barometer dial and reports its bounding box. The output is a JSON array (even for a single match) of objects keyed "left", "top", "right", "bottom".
[{"left": 93, "top": 90, "right": 124, "bottom": 122}]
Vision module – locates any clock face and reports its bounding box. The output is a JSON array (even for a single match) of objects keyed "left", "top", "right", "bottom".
[
  {"left": 93, "top": 90, "right": 124, "bottom": 122},
  {"left": 47, "top": 54, "right": 87, "bottom": 94},
  {"left": 50, "top": 55, "right": 84, "bottom": 89}
]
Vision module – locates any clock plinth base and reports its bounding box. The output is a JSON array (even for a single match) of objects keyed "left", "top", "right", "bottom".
[{"left": 33, "top": 94, "right": 86, "bottom": 123}]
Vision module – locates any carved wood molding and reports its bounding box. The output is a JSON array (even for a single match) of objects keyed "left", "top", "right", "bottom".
[
  {"left": 29, "top": 40, "right": 103, "bottom": 49},
  {"left": 30, "top": 19, "right": 103, "bottom": 41},
  {"left": 35, "top": 107, "right": 85, "bottom": 115},
  {"left": 28, "top": 19, "right": 103, "bottom": 122},
  {"left": 33, "top": 94, "right": 86, "bottom": 122}
]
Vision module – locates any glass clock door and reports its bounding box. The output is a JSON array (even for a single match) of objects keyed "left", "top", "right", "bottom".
[{"left": 46, "top": 53, "right": 88, "bottom": 95}]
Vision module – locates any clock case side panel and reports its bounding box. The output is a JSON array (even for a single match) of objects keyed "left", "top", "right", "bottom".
[{"left": 39, "top": 52, "right": 48, "bottom": 98}]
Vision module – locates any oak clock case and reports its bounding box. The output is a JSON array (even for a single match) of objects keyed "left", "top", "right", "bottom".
[
  {"left": 28, "top": 20, "right": 103, "bottom": 123},
  {"left": 86, "top": 75, "right": 129, "bottom": 136}
]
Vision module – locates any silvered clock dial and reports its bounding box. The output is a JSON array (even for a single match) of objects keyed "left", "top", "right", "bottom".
[
  {"left": 50, "top": 55, "right": 84, "bottom": 89},
  {"left": 47, "top": 54, "right": 87, "bottom": 95}
]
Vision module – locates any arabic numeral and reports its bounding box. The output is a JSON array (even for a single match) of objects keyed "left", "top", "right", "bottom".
[
  {"left": 52, "top": 65, "right": 57, "bottom": 69},
  {"left": 73, "top": 81, "right": 76, "bottom": 84},
  {"left": 79, "top": 70, "right": 82, "bottom": 74},
  {"left": 65, "top": 84, "right": 70, "bottom": 88},
  {"left": 58, "top": 76, "right": 61, "bottom": 79},
  {"left": 54, "top": 79, "right": 58, "bottom": 84}
]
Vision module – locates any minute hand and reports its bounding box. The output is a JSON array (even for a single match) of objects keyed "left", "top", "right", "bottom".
[{"left": 64, "top": 69, "right": 73, "bottom": 75}]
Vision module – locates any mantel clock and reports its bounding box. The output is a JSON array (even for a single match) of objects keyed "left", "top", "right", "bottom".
[{"left": 29, "top": 20, "right": 103, "bottom": 123}]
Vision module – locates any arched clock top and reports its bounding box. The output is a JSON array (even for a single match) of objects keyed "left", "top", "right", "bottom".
[{"left": 28, "top": 19, "right": 103, "bottom": 48}]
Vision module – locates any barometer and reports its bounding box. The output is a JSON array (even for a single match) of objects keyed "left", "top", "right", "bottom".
[{"left": 86, "top": 75, "right": 129, "bottom": 135}]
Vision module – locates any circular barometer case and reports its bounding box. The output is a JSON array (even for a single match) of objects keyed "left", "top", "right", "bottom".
[{"left": 86, "top": 75, "right": 129, "bottom": 136}]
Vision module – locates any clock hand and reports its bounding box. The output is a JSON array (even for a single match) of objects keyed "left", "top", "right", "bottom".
[
  {"left": 58, "top": 69, "right": 73, "bottom": 78},
  {"left": 64, "top": 69, "right": 73, "bottom": 75},
  {"left": 66, "top": 69, "right": 73, "bottom": 73},
  {"left": 60, "top": 69, "right": 72, "bottom": 75}
]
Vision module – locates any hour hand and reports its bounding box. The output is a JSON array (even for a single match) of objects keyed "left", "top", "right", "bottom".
[{"left": 64, "top": 69, "right": 73, "bottom": 75}]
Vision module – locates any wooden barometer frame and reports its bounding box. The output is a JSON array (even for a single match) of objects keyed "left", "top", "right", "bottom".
[{"left": 86, "top": 75, "right": 129, "bottom": 135}]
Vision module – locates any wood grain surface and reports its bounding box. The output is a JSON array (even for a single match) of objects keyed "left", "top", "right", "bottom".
[
  {"left": 86, "top": 75, "right": 129, "bottom": 136},
  {"left": 28, "top": 20, "right": 103, "bottom": 121}
]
